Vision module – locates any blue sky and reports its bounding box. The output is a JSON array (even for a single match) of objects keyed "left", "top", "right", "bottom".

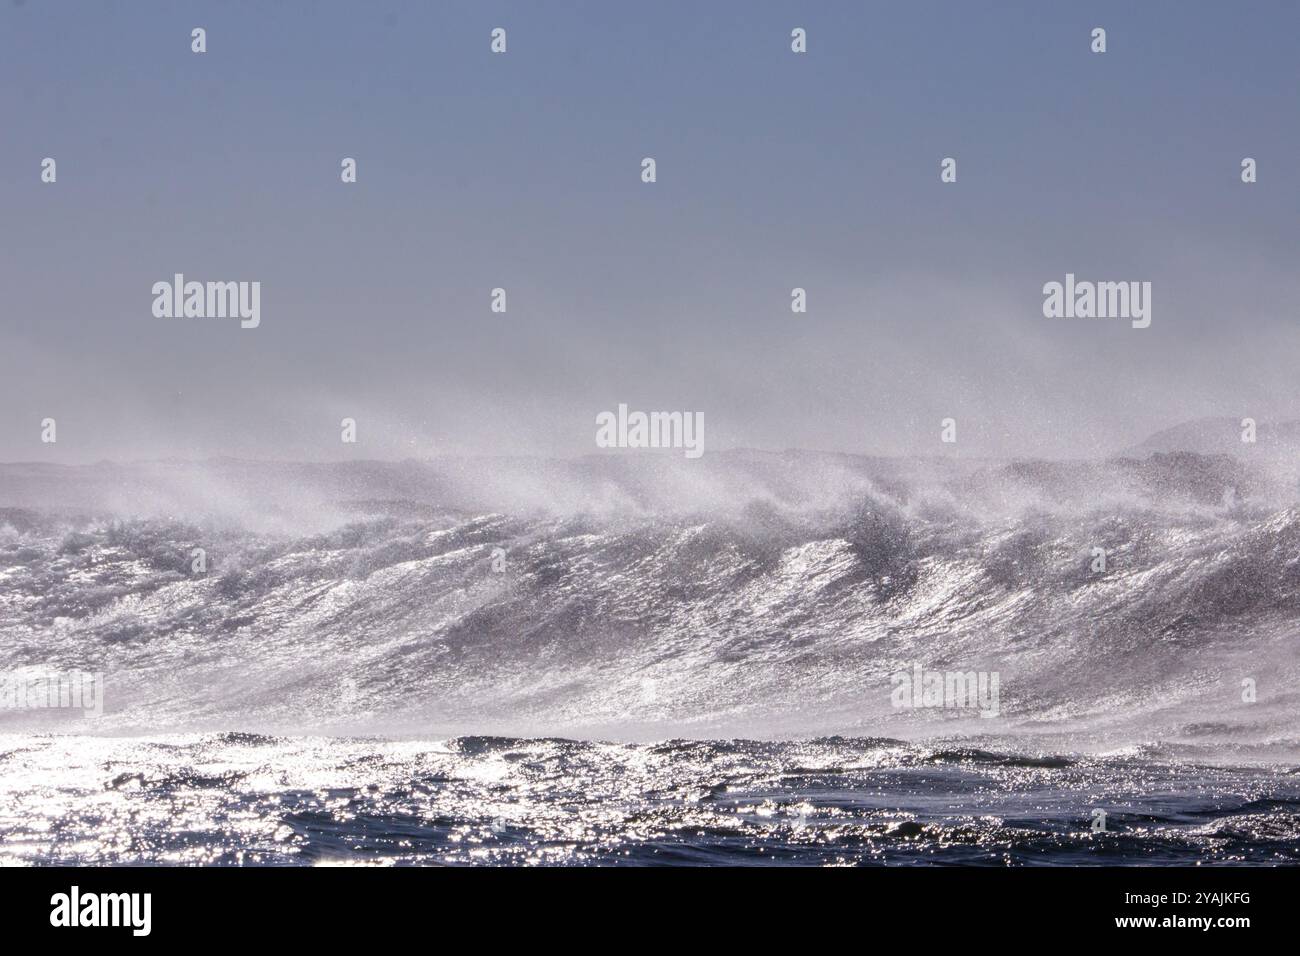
[{"left": 2, "top": 1, "right": 1298, "bottom": 461}]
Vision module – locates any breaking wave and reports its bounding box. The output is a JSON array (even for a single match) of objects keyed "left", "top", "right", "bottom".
[{"left": 0, "top": 451, "right": 1297, "bottom": 760}]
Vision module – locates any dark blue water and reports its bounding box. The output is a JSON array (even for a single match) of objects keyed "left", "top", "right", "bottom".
[{"left": 2, "top": 734, "right": 1297, "bottom": 866}]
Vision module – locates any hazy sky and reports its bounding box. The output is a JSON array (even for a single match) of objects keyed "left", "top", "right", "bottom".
[{"left": 3, "top": 1, "right": 1298, "bottom": 463}]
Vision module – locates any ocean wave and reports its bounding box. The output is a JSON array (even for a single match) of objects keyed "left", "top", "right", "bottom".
[{"left": 0, "top": 453, "right": 1296, "bottom": 756}]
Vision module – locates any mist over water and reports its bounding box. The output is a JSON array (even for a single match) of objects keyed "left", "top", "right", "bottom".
[{"left": 2, "top": 447, "right": 1296, "bottom": 764}]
